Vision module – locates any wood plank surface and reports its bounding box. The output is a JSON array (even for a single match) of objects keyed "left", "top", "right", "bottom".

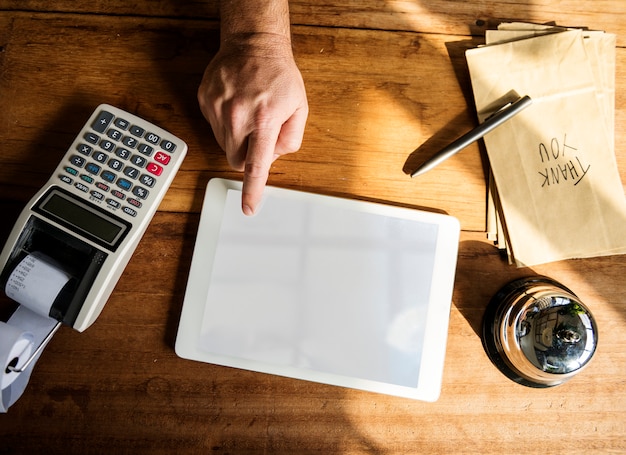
[
  {"left": 0, "top": 3, "right": 625, "bottom": 454},
  {"left": 1, "top": 0, "right": 625, "bottom": 46},
  {"left": 1, "top": 210, "right": 624, "bottom": 454},
  {"left": 0, "top": 12, "right": 490, "bottom": 230}
]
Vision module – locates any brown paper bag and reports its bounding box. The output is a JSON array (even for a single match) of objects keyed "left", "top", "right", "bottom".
[{"left": 466, "top": 29, "right": 626, "bottom": 266}]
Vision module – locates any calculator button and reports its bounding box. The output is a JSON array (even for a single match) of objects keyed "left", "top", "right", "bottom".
[
  {"left": 127, "top": 198, "right": 142, "bottom": 208},
  {"left": 111, "top": 189, "right": 125, "bottom": 200},
  {"left": 114, "top": 118, "right": 130, "bottom": 130},
  {"left": 60, "top": 175, "right": 73, "bottom": 185},
  {"left": 139, "top": 174, "right": 156, "bottom": 187},
  {"left": 90, "top": 190, "right": 105, "bottom": 201},
  {"left": 100, "top": 171, "right": 116, "bottom": 183},
  {"left": 108, "top": 158, "right": 124, "bottom": 171},
  {"left": 100, "top": 139, "right": 116, "bottom": 152},
  {"left": 80, "top": 175, "right": 94, "bottom": 184},
  {"left": 145, "top": 132, "right": 160, "bottom": 144},
  {"left": 85, "top": 163, "right": 101, "bottom": 174},
  {"left": 137, "top": 144, "right": 154, "bottom": 156},
  {"left": 146, "top": 162, "right": 163, "bottom": 176},
  {"left": 123, "top": 166, "right": 140, "bottom": 179},
  {"left": 115, "top": 147, "right": 131, "bottom": 160},
  {"left": 77, "top": 144, "right": 93, "bottom": 156},
  {"left": 122, "top": 136, "right": 138, "bottom": 148},
  {"left": 154, "top": 151, "right": 170, "bottom": 165},
  {"left": 130, "top": 155, "right": 147, "bottom": 167},
  {"left": 84, "top": 132, "right": 100, "bottom": 144},
  {"left": 107, "top": 129, "right": 122, "bottom": 141},
  {"left": 161, "top": 140, "right": 176, "bottom": 152},
  {"left": 130, "top": 125, "right": 145, "bottom": 137},
  {"left": 92, "top": 151, "right": 108, "bottom": 163},
  {"left": 92, "top": 111, "right": 114, "bottom": 133},
  {"left": 122, "top": 206, "right": 137, "bottom": 217},
  {"left": 70, "top": 155, "right": 86, "bottom": 168},
  {"left": 96, "top": 182, "right": 110, "bottom": 192},
  {"left": 132, "top": 186, "right": 149, "bottom": 199},
  {"left": 64, "top": 166, "right": 78, "bottom": 176},
  {"left": 106, "top": 198, "right": 121, "bottom": 209},
  {"left": 75, "top": 182, "right": 89, "bottom": 192},
  {"left": 117, "top": 178, "right": 132, "bottom": 191}
]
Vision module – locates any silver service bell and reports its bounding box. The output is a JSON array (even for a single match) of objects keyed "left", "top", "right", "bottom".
[{"left": 482, "top": 276, "right": 598, "bottom": 387}]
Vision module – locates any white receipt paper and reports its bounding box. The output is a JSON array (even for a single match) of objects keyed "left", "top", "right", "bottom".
[
  {"left": 176, "top": 179, "right": 460, "bottom": 401},
  {"left": 0, "top": 322, "right": 34, "bottom": 390},
  {"left": 6, "top": 253, "right": 71, "bottom": 317},
  {"left": 1, "top": 253, "right": 67, "bottom": 412}
]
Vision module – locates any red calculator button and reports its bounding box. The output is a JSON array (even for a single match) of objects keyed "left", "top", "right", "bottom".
[
  {"left": 146, "top": 162, "right": 163, "bottom": 176},
  {"left": 154, "top": 151, "right": 170, "bottom": 165}
]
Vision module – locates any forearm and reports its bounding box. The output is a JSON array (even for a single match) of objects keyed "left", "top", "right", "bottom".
[{"left": 220, "top": 0, "right": 291, "bottom": 45}]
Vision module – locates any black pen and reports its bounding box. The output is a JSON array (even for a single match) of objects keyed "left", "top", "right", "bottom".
[{"left": 411, "top": 95, "right": 533, "bottom": 178}]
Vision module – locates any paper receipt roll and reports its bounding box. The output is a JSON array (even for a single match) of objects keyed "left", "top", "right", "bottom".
[
  {"left": 5, "top": 253, "right": 71, "bottom": 318},
  {"left": 1, "top": 253, "right": 69, "bottom": 412}
]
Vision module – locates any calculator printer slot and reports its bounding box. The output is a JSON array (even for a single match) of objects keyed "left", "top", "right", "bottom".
[{"left": 0, "top": 216, "right": 107, "bottom": 326}]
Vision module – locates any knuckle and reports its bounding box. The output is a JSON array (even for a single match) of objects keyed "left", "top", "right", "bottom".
[
  {"left": 252, "top": 106, "right": 276, "bottom": 131},
  {"left": 224, "top": 100, "right": 249, "bottom": 128},
  {"left": 245, "top": 159, "right": 269, "bottom": 178}
]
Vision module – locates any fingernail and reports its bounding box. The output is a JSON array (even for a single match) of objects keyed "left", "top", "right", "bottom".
[{"left": 243, "top": 204, "right": 254, "bottom": 216}]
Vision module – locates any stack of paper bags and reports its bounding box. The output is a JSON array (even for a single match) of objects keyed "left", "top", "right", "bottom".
[{"left": 465, "top": 22, "right": 626, "bottom": 267}]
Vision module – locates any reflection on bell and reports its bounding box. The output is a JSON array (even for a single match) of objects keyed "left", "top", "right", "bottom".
[{"left": 482, "top": 276, "right": 598, "bottom": 388}]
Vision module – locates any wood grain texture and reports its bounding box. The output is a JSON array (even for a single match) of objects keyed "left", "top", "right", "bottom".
[
  {"left": 0, "top": 12, "right": 490, "bottom": 230},
  {"left": 0, "top": 211, "right": 624, "bottom": 454},
  {"left": 0, "top": 3, "right": 625, "bottom": 454},
  {"left": 1, "top": 0, "right": 624, "bottom": 45}
]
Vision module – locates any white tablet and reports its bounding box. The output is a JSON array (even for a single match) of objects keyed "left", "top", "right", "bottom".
[{"left": 176, "top": 179, "right": 460, "bottom": 401}]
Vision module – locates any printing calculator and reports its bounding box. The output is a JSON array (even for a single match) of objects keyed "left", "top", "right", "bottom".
[{"left": 0, "top": 104, "right": 188, "bottom": 331}]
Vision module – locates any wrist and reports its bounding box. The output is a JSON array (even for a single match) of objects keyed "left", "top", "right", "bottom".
[
  {"left": 220, "top": 0, "right": 291, "bottom": 41},
  {"left": 220, "top": 32, "right": 294, "bottom": 59}
]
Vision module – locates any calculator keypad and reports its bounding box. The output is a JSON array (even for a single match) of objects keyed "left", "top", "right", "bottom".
[{"left": 59, "top": 109, "right": 179, "bottom": 218}]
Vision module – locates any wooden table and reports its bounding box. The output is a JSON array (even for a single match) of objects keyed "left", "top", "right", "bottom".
[{"left": 0, "top": 2, "right": 624, "bottom": 453}]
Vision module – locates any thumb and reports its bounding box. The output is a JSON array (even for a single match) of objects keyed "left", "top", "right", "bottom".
[{"left": 274, "top": 104, "right": 309, "bottom": 156}]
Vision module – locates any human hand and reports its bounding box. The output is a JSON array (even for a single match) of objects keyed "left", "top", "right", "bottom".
[{"left": 198, "top": 33, "right": 309, "bottom": 215}]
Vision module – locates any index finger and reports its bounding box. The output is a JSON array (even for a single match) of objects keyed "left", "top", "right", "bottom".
[{"left": 241, "top": 128, "right": 280, "bottom": 216}]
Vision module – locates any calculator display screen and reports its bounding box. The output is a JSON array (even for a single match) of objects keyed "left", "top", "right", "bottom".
[{"left": 35, "top": 188, "right": 130, "bottom": 250}]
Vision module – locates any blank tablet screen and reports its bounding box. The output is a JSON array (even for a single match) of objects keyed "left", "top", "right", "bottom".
[{"left": 198, "top": 189, "right": 438, "bottom": 388}]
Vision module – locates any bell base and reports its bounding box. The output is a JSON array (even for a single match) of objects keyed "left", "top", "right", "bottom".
[{"left": 481, "top": 276, "right": 573, "bottom": 388}]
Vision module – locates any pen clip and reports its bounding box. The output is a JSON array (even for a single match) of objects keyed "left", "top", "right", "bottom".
[{"left": 485, "top": 98, "right": 518, "bottom": 121}]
